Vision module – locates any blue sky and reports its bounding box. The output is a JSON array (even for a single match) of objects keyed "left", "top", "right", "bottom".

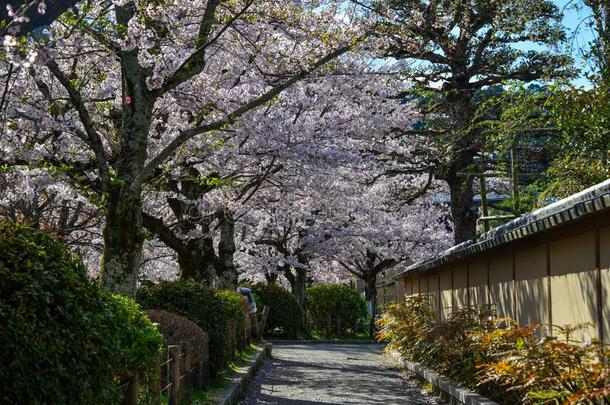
[{"left": 556, "top": 0, "right": 598, "bottom": 86}]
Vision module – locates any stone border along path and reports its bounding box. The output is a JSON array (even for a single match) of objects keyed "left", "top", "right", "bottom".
[{"left": 240, "top": 343, "right": 438, "bottom": 404}]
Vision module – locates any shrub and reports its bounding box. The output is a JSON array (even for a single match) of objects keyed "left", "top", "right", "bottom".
[
  {"left": 136, "top": 280, "right": 228, "bottom": 375},
  {"left": 305, "top": 284, "right": 368, "bottom": 335},
  {"left": 377, "top": 296, "right": 610, "bottom": 404},
  {"left": 252, "top": 283, "right": 303, "bottom": 337},
  {"left": 476, "top": 323, "right": 610, "bottom": 404},
  {"left": 215, "top": 290, "right": 250, "bottom": 345},
  {"left": 0, "top": 223, "right": 163, "bottom": 404},
  {"left": 144, "top": 309, "right": 209, "bottom": 386}
]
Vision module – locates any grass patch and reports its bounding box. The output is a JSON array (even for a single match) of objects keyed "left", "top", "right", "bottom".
[{"left": 191, "top": 344, "right": 262, "bottom": 405}]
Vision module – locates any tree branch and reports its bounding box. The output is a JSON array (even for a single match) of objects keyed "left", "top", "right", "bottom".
[
  {"left": 135, "top": 43, "right": 353, "bottom": 190},
  {"left": 46, "top": 60, "right": 110, "bottom": 190}
]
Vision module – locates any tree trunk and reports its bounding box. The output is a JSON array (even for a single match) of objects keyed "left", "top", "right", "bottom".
[
  {"left": 142, "top": 212, "right": 216, "bottom": 284},
  {"left": 443, "top": 90, "right": 478, "bottom": 244},
  {"left": 282, "top": 264, "right": 295, "bottom": 289},
  {"left": 215, "top": 211, "right": 237, "bottom": 290},
  {"left": 101, "top": 7, "right": 155, "bottom": 297},
  {"left": 292, "top": 268, "right": 307, "bottom": 307},
  {"left": 264, "top": 272, "right": 278, "bottom": 284},
  {"left": 101, "top": 187, "right": 144, "bottom": 297},
  {"left": 177, "top": 239, "right": 216, "bottom": 283},
  {"left": 364, "top": 275, "right": 377, "bottom": 339},
  {"left": 447, "top": 169, "right": 477, "bottom": 244}
]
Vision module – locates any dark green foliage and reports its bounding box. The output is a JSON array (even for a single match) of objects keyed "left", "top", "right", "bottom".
[
  {"left": 252, "top": 283, "right": 303, "bottom": 337},
  {"left": 0, "top": 223, "right": 163, "bottom": 404},
  {"left": 215, "top": 290, "right": 250, "bottom": 343},
  {"left": 136, "top": 280, "right": 228, "bottom": 375},
  {"left": 305, "top": 284, "right": 368, "bottom": 335}
]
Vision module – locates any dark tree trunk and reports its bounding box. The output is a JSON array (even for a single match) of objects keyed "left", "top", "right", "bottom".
[
  {"left": 442, "top": 90, "right": 478, "bottom": 244},
  {"left": 101, "top": 187, "right": 144, "bottom": 297},
  {"left": 100, "top": 5, "right": 155, "bottom": 297},
  {"left": 292, "top": 268, "right": 307, "bottom": 307},
  {"left": 142, "top": 212, "right": 216, "bottom": 283},
  {"left": 177, "top": 238, "right": 216, "bottom": 283},
  {"left": 282, "top": 264, "right": 296, "bottom": 290},
  {"left": 215, "top": 211, "right": 237, "bottom": 290},
  {"left": 363, "top": 275, "right": 377, "bottom": 339},
  {"left": 265, "top": 272, "right": 278, "bottom": 284},
  {"left": 446, "top": 166, "right": 477, "bottom": 244}
]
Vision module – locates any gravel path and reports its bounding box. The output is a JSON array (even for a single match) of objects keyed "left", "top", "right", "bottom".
[{"left": 240, "top": 343, "right": 437, "bottom": 405}]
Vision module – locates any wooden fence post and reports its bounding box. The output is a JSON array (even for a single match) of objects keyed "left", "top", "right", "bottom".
[
  {"left": 336, "top": 316, "right": 341, "bottom": 335},
  {"left": 183, "top": 341, "right": 192, "bottom": 402},
  {"left": 250, "top": 313, "right": 259, "bottom": 341},
  {"left": 123, "top": 372, "right": 138, "bottom": 405},
  {"left": 154, "top": 359, "right": 162, "bottom": 404},
  {"left": 245, "top": 312, "right": 251, "bottom": 346},
  {"left": 168, "top": 345, "right": 180, "bottom": 405},
  {"left": 199, "top": 332, "right": 210, "bottom": 387},
  {"left": 260, "top": 306, "right": 269, "bottom": 338},
  {"left": 230, "top": 320, "right": 236, "bottom": 359}
]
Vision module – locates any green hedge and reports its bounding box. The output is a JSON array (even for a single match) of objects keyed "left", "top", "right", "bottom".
[
  {"left": 0, "top": 223, "right": 163, "bottom": 404},
  {"left": 305, "top": 284, "right": 368, "bottom": 335},
  {"left": 252, "top": 283, "right": 303, "bottom": 337},
  {"left": 215, "top": 290, "right": 250, "bottom": 344},
  {"left": 136, "top": 280, "right": 229, "bottom": 375}
]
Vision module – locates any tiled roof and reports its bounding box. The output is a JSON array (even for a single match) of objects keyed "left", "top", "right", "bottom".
[{"left": 397, "top": 179, "right": 610, "bottom": 278}]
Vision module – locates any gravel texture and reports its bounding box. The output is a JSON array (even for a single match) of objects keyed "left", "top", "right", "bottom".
[{"left": 240, "top": 343, "right": 438, "bottom": 405}]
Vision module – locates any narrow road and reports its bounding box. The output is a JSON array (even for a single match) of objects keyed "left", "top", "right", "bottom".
[{"left": 240, "top": 343, "right": 437, "bottom": 405}]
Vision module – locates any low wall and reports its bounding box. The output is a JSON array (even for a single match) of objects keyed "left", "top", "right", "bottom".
[{"left": 400, "top": 214, "right": 610, "bottom": 343}]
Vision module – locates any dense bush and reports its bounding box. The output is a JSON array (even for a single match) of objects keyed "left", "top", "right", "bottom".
[
  {"left": 215, "top": 290, "right": 250, "bottom": 344},
  {"left": 0, "top": 223, "right": 163, "bottom": 404},
  {"left": 144, "top": 310, "right": 208, "bottom": 372},
  {"left": 377, "top": 296, "right": 610, "bottom": 404},
  {"left": 252, "top": 283, "right": 303, "bottom": 337},
  {"left": 305, "top": 284, "right": 368, "bottom": 335},
  {"left": 136, "top": 280, "right": 229, "bottom": 375}
]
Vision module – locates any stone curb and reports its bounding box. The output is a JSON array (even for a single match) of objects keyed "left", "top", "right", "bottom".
[
  {"left": 389, "top": 351, "right": 498, "bottom": 405},
  {"left": 268, "top": 339, "right": 380, "bottom": 344},
  {"left": 218, "top": 342, "right": 273, "bottom": 405}
]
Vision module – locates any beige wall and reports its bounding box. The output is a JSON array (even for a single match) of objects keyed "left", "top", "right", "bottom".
[
  {"left": 600, "top": 225, "right": 610, "bottom": 344},
  {"left": 404, "top": 278, "right": 413, "bottom": 297},
  {"left": 395, "top": 277, "right": 405, "bottom": 301},
  {"left": 489, "top": 254, "right": 515, "bottom": 319},
  {"left": 550, "top": 231, "right": 597, "bottom": 341},
  {"left": 453, "top": 264, "right": 468, "bottom": 309},
  {"left": 400, "top": 217, "right": 610, "bottom": 344},
  {"left": 468, "top": 260, "right": 489, "bottom": 309},
  {"left": 428, "top": 273, "right": 440, "bottom": 314},
  {"left": 439, "top": 268, "right": 452, "bottom": 320},
  {"left": 514, "top": 245, "right": 548, "bottom": 327}
]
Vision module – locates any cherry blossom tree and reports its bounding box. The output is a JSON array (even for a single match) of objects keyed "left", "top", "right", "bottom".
[
  {"left": 0, "top": 168, "right": 104, "bottom": 268},
  {"left": 230, "top": 67, "right": 453, "bottom": 310},
  {"left": 1, "top": 0, "right": 365, "bottom": 296}
]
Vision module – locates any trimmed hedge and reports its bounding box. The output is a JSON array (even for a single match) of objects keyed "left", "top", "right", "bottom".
[
  {"left": 144, "top": 310, "right": 208, "bottom": 375},
  {"left": 0, "top": 223, "right": 163, "bottom": 404},
  {"left": 252, "top": 283, "right": 303, "bottom": 337},
  {"left": 136, "top": 280, "right": 228, "bottom": 375},
  {"left": 215, "top": 290, "right": 250, "bottom": 345},
  {"left": 305, "top": 284, "right": 368, "bottom": 335}
]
